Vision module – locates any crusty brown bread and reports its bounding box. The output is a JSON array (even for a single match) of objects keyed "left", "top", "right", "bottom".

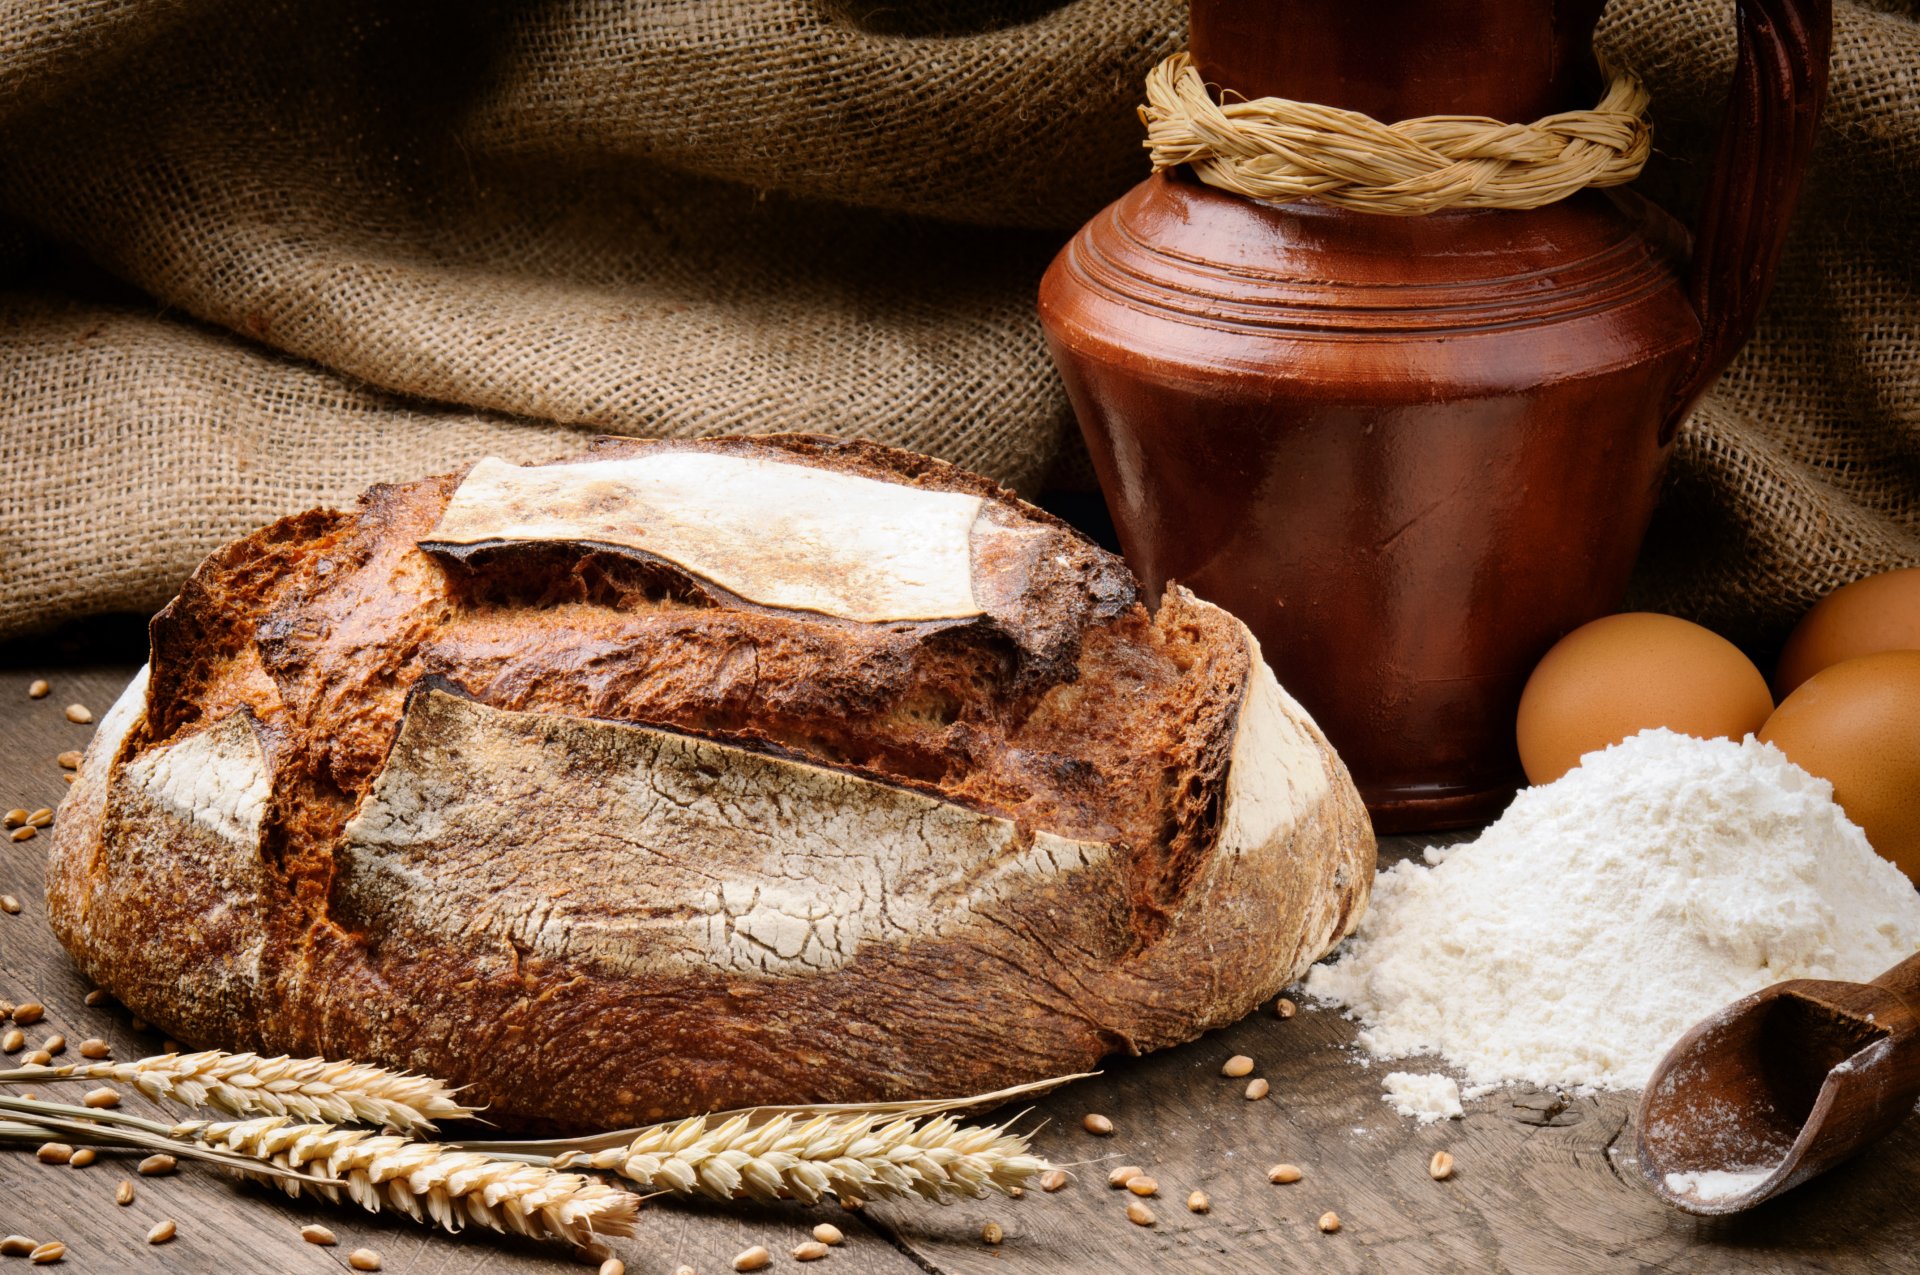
[{"left": 48, "top": 434, "right": 1372, "bottom": 1129}]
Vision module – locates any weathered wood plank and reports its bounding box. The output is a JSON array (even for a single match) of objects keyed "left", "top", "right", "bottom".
[{"left": 4, "top": 650, "right": 1915, "bottom": 1273}]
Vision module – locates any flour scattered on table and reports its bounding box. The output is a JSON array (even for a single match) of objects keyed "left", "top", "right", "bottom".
[
  {"left": 1380, "top": 1072, "right": 1462, "bottom": 1123},
  {"left": 1308, "top": 729, "right": 1920, "bottom": 1092}
]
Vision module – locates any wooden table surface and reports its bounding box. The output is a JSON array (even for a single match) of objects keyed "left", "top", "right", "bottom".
[{"left": 3, "top": 652, "right": 1916, "bottom": 1274}]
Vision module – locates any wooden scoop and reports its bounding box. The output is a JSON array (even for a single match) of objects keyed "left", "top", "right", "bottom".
[{"left": 1636, "top": 951, "right": 1920, "bottom": 1214}]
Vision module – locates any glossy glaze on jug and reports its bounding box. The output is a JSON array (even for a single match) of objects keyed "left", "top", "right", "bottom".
[{"left": 1039, "top": 0, "right": 1830, "bottom": 830}]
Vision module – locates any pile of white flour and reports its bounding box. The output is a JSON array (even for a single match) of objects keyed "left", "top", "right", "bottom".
[{"left": 1308, "top": 729, "right": 1920, "bottom": 1092}]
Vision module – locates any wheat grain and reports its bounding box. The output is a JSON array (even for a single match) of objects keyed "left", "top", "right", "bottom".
[
  {"left": 190, "top": 1117, "right": 638, "bottom": 1247},
  {"left": 0, "top": 1051, "right": 471, "bottom": 1133},
  {"left": 579, "top": 1110, "right": 1046, "bottom": 1206}
]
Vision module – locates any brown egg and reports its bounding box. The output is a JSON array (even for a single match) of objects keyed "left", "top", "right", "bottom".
[
  {"left": 1775, "top": 567, "right": 1920, "bottom": 697},
  {"left": 1516, "top": 612, "right": 1773, "bottom": 785},
  {"left": 1759, "top": 650, "right": 1920, "bottom": 885}
]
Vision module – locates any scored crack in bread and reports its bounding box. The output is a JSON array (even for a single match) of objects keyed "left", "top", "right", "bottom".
[{"left": 47, "top": 434, "right": 1373, "bottom": 1129}]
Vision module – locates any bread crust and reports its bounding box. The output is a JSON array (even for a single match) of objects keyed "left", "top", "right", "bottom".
[{"left": 48, "top": 434, "right": 1372, "bottom": 1129}]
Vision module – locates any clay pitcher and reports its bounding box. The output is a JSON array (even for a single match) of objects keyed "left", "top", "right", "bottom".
[{"left": 1038, "top": 0, "right": 1830, "bottom": 831}]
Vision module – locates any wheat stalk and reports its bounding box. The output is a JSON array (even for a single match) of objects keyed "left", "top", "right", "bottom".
[
  {"left": 0, "top": 1051, "right": 472, "bottom": 1132},
  {"left": 562, "top": 1110, "right": 1048, "bottom": 1205},
  {"left": 185, "top": 1116, "right": 637, "bottom": 1245}
]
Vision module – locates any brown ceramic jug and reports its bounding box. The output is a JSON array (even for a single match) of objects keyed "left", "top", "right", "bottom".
[{"left": 1039, "top": 0, "right": 1831, "bottom": 831}]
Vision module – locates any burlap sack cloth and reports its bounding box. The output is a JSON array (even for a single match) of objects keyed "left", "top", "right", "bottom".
[{"left": 0, "top": 0, "right": 1913, "bottom": 648}]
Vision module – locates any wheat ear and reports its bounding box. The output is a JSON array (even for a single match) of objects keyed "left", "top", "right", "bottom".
[
  {"left": 0, "top": 1052, "right": 472, "bottom": 1132},
  {"left": 186, "top": 1117, "right": 637, "bottom": 1245},
  {"left": 567, "top": 1111, "right": 1047, "bottom": 1204}
]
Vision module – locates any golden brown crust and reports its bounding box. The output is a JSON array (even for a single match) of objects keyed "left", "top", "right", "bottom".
[{"left": 48, "top": 434, "right": 1373, "bottom": 1130}]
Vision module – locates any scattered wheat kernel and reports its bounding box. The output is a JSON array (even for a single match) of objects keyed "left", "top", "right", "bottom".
[
  {"left": 1222, "top": 1054, "right": 1254, "bottom": 1078},
  {"left": 10, "top": 827, "right": 35, "bottom": 842},
  {"left": 1268, "top": 1164, "right": 1303, "bottom": 1184},
  {"left": 2, "top": 1029, "right": 22, "bottom": 1052},
  {"left": 62, "top": 775, "right": 76, "bottom": 786},
  {"left": 1186, "top": 1190, "right": 1210, "bottom": 1213},
  {"left": 299, "top": 1224, "right": 335, "bottom": 1245},
  {"left": 82, "top": 1087, "right": 120, "bottom": 1109},
  {"left": 1318, "top": 1212, "right": 1342, "bottom": 1234},
  {"left": 1126, "top": 1201, "right": 1156, "bottom": 1227},
  {"left": 78, "top": 1039, "right": 109, "bottom": 1060},
  {"left": 811, "top": 1224, "right": 843, "bottom": 1246},
  {"left": 1429, "top": 1151, "right": 1455, "bottom": 1181},
  {"left": 1274, "top": 998, "right": 1298, "bottom": 1019},
  {"left": 1107, "top": 1165, "right": 1143, "bottom": 1188},
  {"left": 64, "top": 704, "right": 93, "bottom": 724},
  {"left": 0, "top": 999, "right": 11, "bottom": 1019},
  {"left": 24, "top": 1050, "right": 52, "bottom": 1067},
  {"left": 838, "top": 1194, "right": 865, "bottom": 1212},
  {"left": 12, "top": 1002, "right": 43, "bottom": 1025},
  {"left": 0, "top": 896, "right": 19, "bottom": 914},
  {"left": 1039, "top": 1169, "right": 1069, "bottom": 1192},
  {"left": 1245, "top": 1078, "right": 1271, "bottom": 1101},
  {"left": 36, "top": 1143, "right": 73, "bottom": 1165},
  {"left": 146, "top": 1219, "right": 176, "bottom": 1245},
  {"left": 26, "top": 809, "right": 52, "bottom": 829},
  {"left": 42, "top": 1034, "right": 63, "bottom": 1054},
  {"left": 28, "top": 1241, "right": 64, "bottom": 1264},
  {"left": 3, "top": 809, "right": 25, "bottom": 828},
  {"left": 28, "top": 680, "right": 49, "bottom": 699},
  {"left": 731, "top": 1245, "right": 771, "bottom": 1272},
  {"left": 1009, "top": 1186, "right": 1025, "bottom": 1199},
  {"left": 598, "top": 1261, "right": 625, "bottom": 1275},
  {"left": 793, "top": 1241, "right": 830, "bottom": 1261},
  {"left": 0, "top": 1236, "right": 34, "bottom": 1255},
  {"left": 114, "top": 1180, "right": 135, "bottom": 1206},
  {"left": 348, "top": 1248, "right": 382, "bottom": 1271},
  {"left": 128, "top": 1017, "right": 148, "bottom": 1033},
  {"left": 1127, "top": 1177, "right": 1159, "bottom": 1198},
  {"left": 82, "top": 990, "right": 110, "bottom": 1008},
  {"left": 56, "top": 751, "right": 82, "bottom": 770},
  {"left": 1082, "top": 1113, "right": 1114, "bottom": 1136},
  {"left": 68, "top": 1149, "right": 95, "bottom": 1169},
  {"left": 137, "top": 1154, "right": 176, "bottom": 1176}
]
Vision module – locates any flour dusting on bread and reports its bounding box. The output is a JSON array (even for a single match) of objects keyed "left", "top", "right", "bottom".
[{"left": 428, "top": 452, "right": 988, "bottom": 623}]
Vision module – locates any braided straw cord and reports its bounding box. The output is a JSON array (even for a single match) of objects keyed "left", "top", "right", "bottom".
[{"left": 1141, "top": 52, "right": 1651, "bottom": 215}]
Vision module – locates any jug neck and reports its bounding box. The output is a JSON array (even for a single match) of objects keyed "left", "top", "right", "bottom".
[{"left": 1189, "top": 0, "right": 1607, "bottom": 122}]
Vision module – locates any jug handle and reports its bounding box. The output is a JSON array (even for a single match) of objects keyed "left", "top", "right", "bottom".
[{"left": 1659, "top": 0, "right": 1831, "bottom": 446}]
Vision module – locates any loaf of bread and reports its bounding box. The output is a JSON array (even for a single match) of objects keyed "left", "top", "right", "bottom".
[{"left": 49, "top": 435, "right": 1372, "bottom": 1129}]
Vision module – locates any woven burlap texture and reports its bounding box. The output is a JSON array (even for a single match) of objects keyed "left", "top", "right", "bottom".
[{"left": 0, "top": 0, "right": 1914, "bottom": 647}]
